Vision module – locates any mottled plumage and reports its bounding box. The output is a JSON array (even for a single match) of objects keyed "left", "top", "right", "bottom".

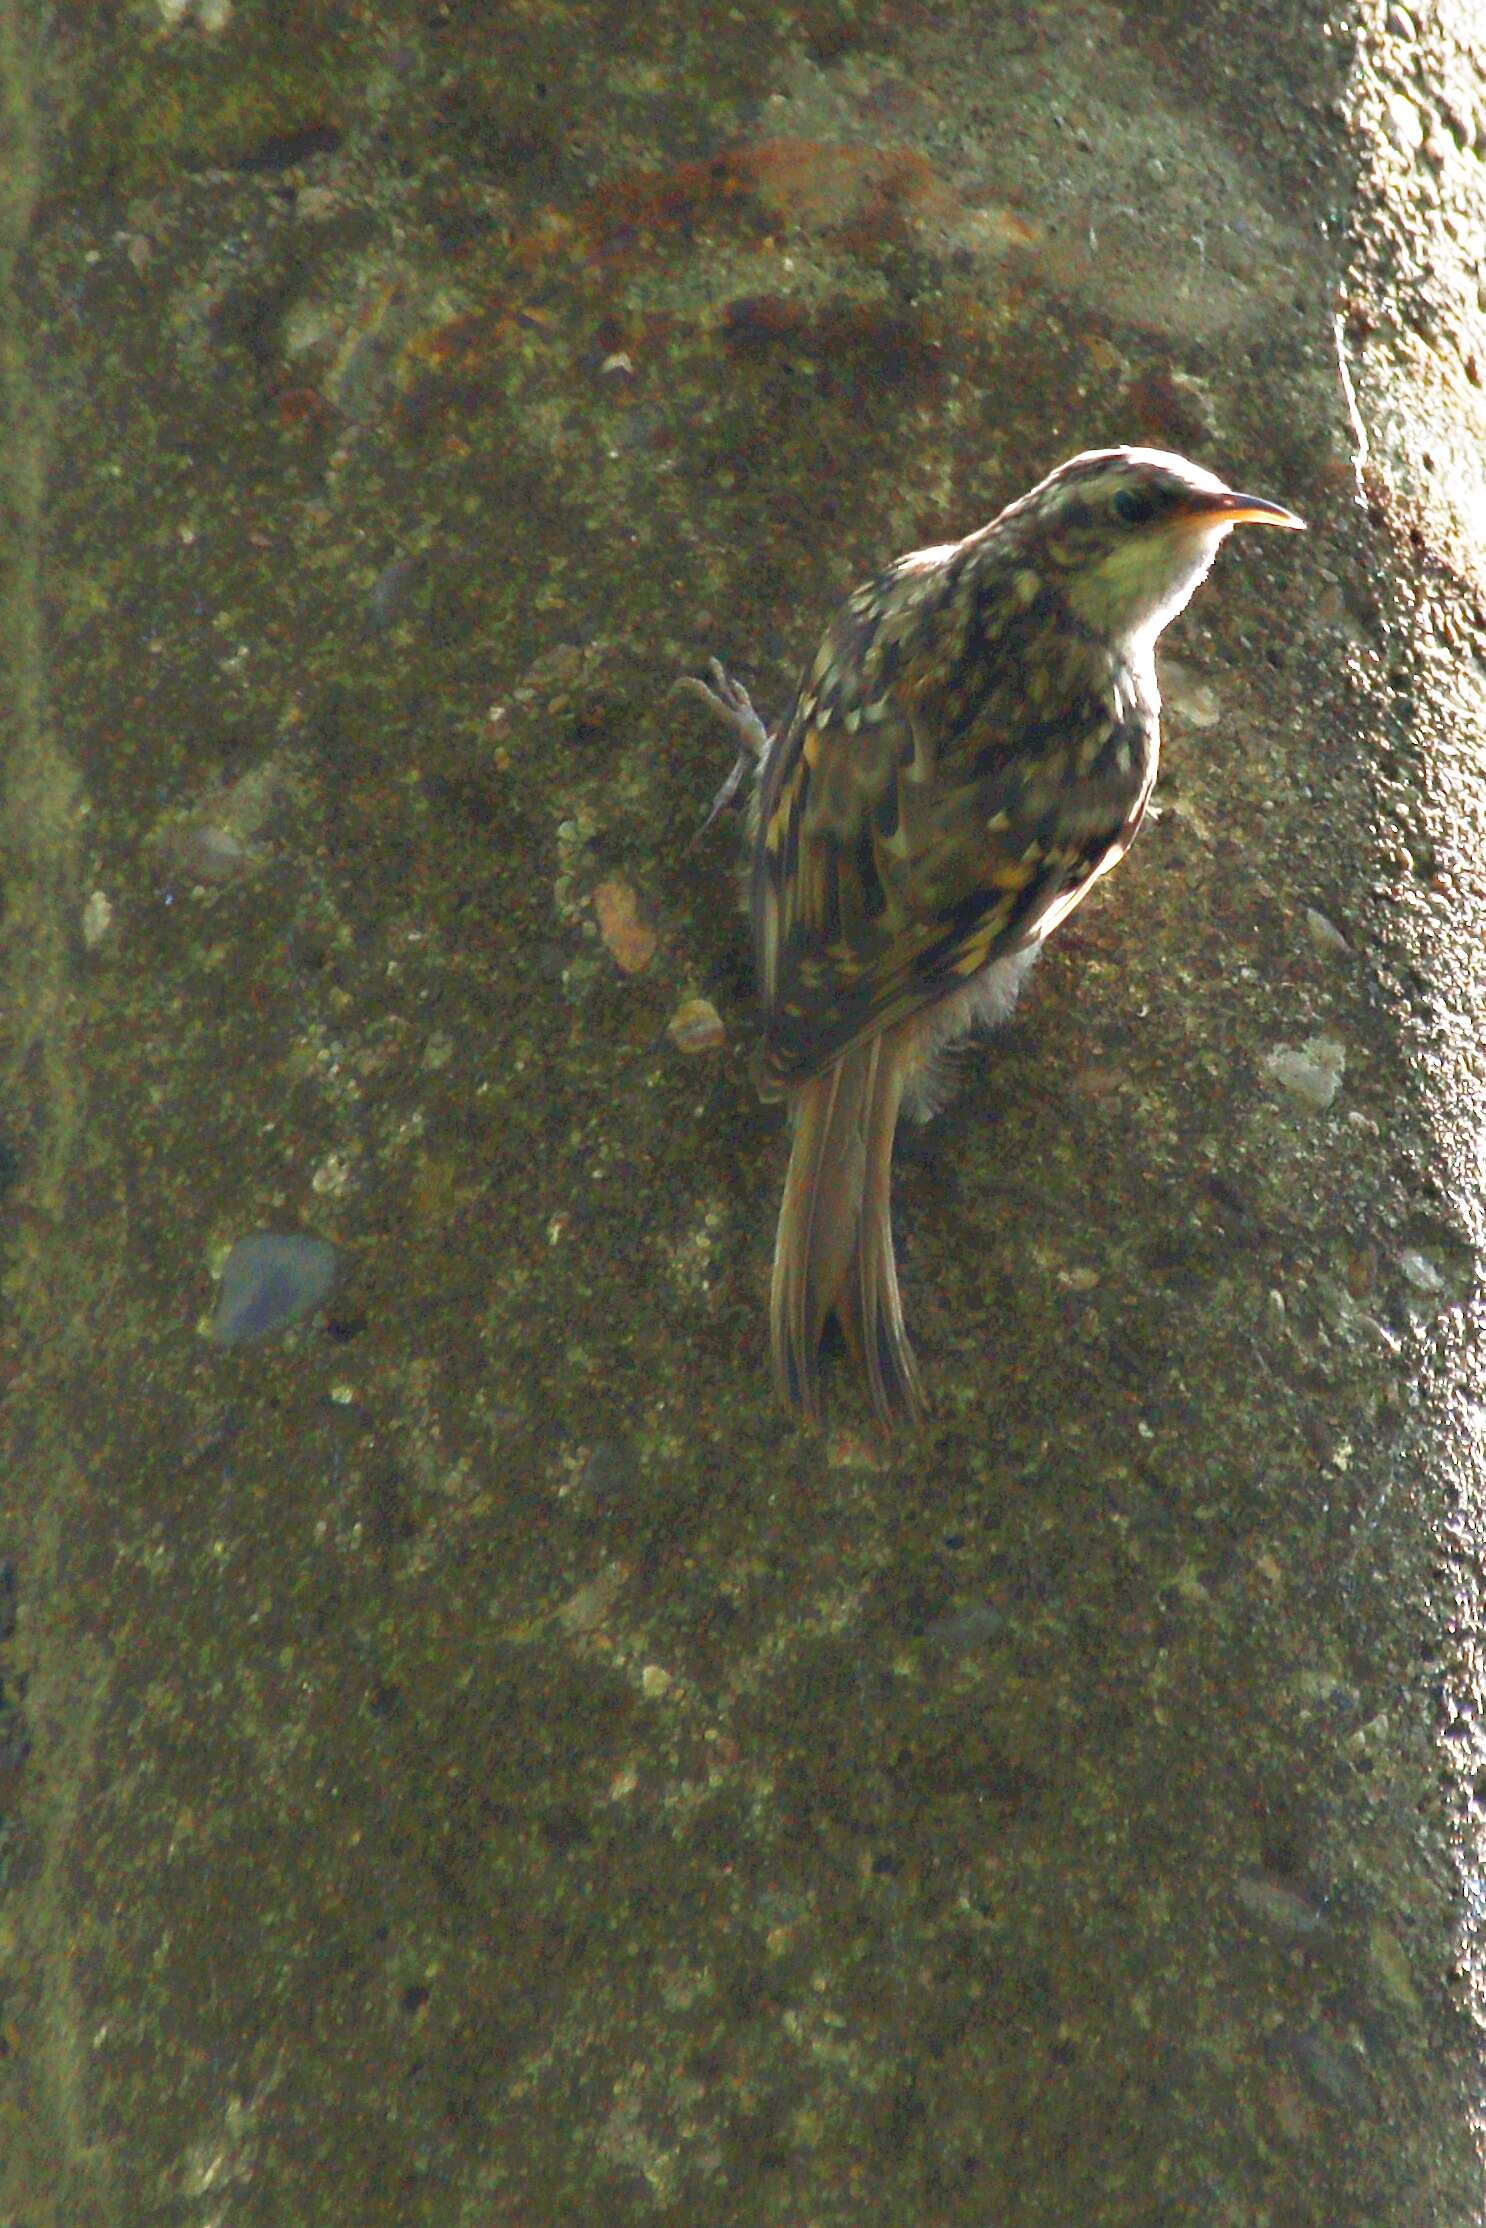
[{"left": 688, "top": 448, "right": 1302, "bottom": 1425}]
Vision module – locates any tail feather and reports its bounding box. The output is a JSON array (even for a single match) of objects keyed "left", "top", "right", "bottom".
[
  {"left": 770, "top": 1052, "right": 863, "bottom": 1420},
  {"left": 843, "top": 1045, "right": 924, "bottom": 1427},
  {"left": 770, "top": 1032, "right": 924, "bottom": 1426}
]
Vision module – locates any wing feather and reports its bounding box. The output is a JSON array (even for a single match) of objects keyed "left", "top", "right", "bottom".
[{"left": 752, "top": 546, "right": 1154, "bottom": 1092}]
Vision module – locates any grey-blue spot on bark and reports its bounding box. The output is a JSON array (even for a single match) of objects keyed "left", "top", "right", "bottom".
[{"left": 213, "top": 1233, "right": 338, "bottom": 1345}]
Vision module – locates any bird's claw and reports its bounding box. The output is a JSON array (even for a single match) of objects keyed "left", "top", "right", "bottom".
[
  {"left": 677, "top": 659, "right": 775, "bottom": 842},
  {"left": 676, "top": 660, "right": 772, "bottom": 842},
  {"left": 676, "top": 658, "right": 770, "bottom": 759},
  {"left": 696, "top": 750, "right": 752, "bottom": 839}
]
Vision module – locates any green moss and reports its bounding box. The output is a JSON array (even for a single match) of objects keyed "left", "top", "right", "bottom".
[{"left": 55, "top": 1, "right": 365, "bottom": 200}]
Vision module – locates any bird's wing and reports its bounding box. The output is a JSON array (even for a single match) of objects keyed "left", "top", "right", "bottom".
[{"left": 753, "top": 556, "right": 1151, "bottom": 1090}]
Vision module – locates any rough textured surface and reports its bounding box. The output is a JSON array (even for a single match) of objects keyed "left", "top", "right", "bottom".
[{"left": 1, "top": 2, "right": 1484, "bottom": 2223}]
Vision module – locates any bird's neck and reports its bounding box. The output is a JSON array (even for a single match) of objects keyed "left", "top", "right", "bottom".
[{"left": 1060, "top": 528, "right": 1228, "bottom": 658}]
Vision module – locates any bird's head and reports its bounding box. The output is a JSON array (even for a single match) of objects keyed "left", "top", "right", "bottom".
[{"left": 1012, "top": 447, "right": 1304, "bottom": 649}]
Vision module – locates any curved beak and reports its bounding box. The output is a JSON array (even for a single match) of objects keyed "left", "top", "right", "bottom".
[{"left": 1195, "top": 489, "right": 1305, "bottom": 531}]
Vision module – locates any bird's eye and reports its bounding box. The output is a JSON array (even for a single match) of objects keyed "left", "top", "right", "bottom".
[{"left": 1112, "top": 487, "right": 1155, "bottom": 525}]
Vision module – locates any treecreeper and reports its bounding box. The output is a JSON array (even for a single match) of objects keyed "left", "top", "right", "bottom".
[{"left": 685, "top": 448, "right": 1304, "bottom": 1427}]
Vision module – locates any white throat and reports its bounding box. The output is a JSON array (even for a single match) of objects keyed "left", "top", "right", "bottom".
[{"left": 1071, "top": 521, "right": 1232, "bottom": 655}]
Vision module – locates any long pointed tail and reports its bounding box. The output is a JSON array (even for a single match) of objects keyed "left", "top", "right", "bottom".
[{"left": 770, "top": 1033, "right": 924, "bottom": 1426}]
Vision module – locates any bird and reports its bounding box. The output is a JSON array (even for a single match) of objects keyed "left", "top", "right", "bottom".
[{"left": 683, "top": 447, "right": 1303, "bottom": 1427}]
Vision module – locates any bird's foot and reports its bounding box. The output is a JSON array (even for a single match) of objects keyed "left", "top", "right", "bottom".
[{"left": 676, "top": 659, "right": 771, "bottom": 839}]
